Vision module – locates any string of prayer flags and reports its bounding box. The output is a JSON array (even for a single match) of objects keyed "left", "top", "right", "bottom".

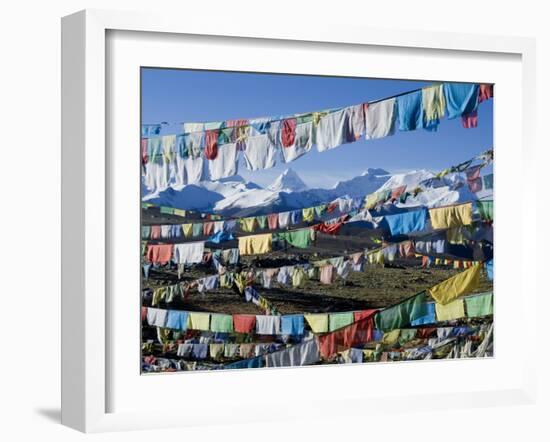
[
  {"left": 143, "top": 320, "right": 493, "bottom": 372},
  {"left": 244, "top": 286, "right": 280, "bottom": 315},
  {"left": 142, "top": 83, "right": 492, "bottom": 193},
  {"left": 142, "top": 202, "right": 226, "bottom": 221},
  {"left": 142, "top": 198, "right": 359, "bottom": 240},
  {"left": 142, "top": 322, "right": 493, "bottom": 372},
  {"left": 144, "top": 226, "right": 489, "bottom": 305},
  {"left": 143, "top": 290, "right": 493, "bottom": 370}
]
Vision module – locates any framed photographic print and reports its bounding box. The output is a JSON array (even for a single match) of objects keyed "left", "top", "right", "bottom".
[
  {"left": 139, "top": 68, "right": 495, "bottom": 372},
  {"left": 61, "top": 9, "right": 537, "bottom": 432}
]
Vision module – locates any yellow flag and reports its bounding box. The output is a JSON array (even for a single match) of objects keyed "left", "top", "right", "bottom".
[
  {"left": 188, "top": 312, "right": 210, "bottom": 331},
  {"left": 429, "top": 203, "right": 472, "bottom": 229},
  {"left": 429, "top": 263, "right": 481, "bottom": 305},
  {"left": 435, "top": 299, "right": 465, "bottom": 321},
  {"left": 304, "top": 314, "right": 329, "bottom": 333},
  {"left": 368, "top": 250, "right": 384, "bottom": 265},
  {"left": 162, "top": 135, "right": 176, "bottom": 163},
  {"left": 365, "top": 193, "right": 378, "bottom": 209},
  {"left": 446, "top": 227, "right": 466, "bottom": 244},
  {"left": 382, "top": 329, "right": 401, "bottom": 345},
  {"left": 238, "top": 233, "right": 272, "bottom": 255},
  {"left": 182, "top": 223, "right": 193, "bottom": 238},
  {"left": 363, "top": 349, "right": 375, "bottom": 361},
  {"left": 240, "top": 217, "right": 257, "bottom": 233},
  {"left": 302, "top": 207, "right": 315, "bottom": 223},
  {"left": 422, "top": 84, "right": 446, "bottom": 121}
]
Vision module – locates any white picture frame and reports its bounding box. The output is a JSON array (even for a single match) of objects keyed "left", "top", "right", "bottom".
[{"left": 61, "top": 9, "right": 537, "bottom": 433}]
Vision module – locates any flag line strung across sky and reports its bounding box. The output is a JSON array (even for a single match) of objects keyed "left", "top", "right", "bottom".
[{"left": 141, "top": 83, "right": 493, "bottom": 192}]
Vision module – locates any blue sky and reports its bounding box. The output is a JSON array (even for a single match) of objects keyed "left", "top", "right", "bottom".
[{"left": 141, "top": 68, "right": 493, "bottom": 188}]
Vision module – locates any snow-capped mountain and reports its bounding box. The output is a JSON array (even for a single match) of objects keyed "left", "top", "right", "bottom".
[
  {"left": 266, "top": 168, "right": 308, "bottom": 193},
  {"left": 377, "top": 170, "right": 434, "bottom": 192},
  {"left": 142, "top": 175, "right": 262, "bottom": 211},
  {"left": 331, "top": 168, "right": 390, "bottom": 196},
  {"left": 143, "top": 168, "right": 391, "bottom": 216},
  {"left": 142, "top": 166, "right": 491, "bottom": 216}
]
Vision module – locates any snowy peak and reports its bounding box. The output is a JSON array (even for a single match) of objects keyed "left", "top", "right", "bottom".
[
  {"left": 332, "top": 171, "right": 389, "bottom": 197},
  {"left": 376, "top": 169, "right": 435, "bottom": 192},
  {"left": 362, "top": 167, "right": 390, "bottom": 177},
  {"left": 267, "top": 168, "right": 309, "bottom": 193}
]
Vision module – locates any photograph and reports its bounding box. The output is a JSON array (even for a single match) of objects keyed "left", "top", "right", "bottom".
[
  {"left": 0, "top": 0, "right": 544, "bottom": 437},
  {"left": 139, "top": 69, "right": 494, "bottom": 373}
]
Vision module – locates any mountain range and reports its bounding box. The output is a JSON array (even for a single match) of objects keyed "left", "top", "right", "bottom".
[{"left": 142, "top": 167, "right": 489, "bottom": 217}]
